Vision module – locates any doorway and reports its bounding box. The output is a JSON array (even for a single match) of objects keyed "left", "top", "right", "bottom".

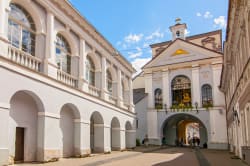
[{"left": 15, "top": 127, "right": 24, "bottom": 162}]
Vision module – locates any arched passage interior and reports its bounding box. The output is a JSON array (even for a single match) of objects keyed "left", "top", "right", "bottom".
[
  {"left": 60, "top": 103, "right": 80, "bottom": 158},
  {"left": 162, "top": 114, "right": 208, "bottom": 147},
  {"left": 125, "top": 121, "right": 135, "bottom": 149},
  {"left": 111, "top": 117, "right": 121, "bottom": 150},
  {"left": 90, "top": 111, "right": 104, "bottom": 153},
  {"left": 9, "top": 90, "right": 44, "bottom": 162}
]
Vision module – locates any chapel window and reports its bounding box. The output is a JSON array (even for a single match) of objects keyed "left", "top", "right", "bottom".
[{"left": 171, "top": 75, "right": 191, "bottom": 107}]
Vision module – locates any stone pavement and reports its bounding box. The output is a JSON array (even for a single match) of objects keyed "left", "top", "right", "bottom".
[{"left": 13, "top": 146, "right": 248, "bottom": 166}]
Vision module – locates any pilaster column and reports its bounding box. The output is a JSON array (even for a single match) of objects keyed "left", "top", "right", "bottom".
[
  {"left": 0, "top": 0, "right": 9, "bottom": 58},
  {"left": 104, "top": 124, "right": 111, "bottom": 152},
  {"left": 120, "top": 127, "right": 126, "bottom": 150},
  {"left": 37, "top": 112, "right": 61, "bottom": 162},
  {"left": 211, "top": 63, "right": 224, "bottom": 106},
  {"left": 0, "top": 103, "right": 10, "bottom": 165},
  {"left": 74, "top": 119, "right": 90, "bottom": 156},
  {"left": 129, "top": 78, "right": 134, "bottom": 112},
  {"left": 78, "top": 39, "right": 85, "bottom": 89},
  {"left": 0, "top": 0, "right": 8, "bottom": 40},
  {"left": 117, "top": 69, "right": 122, "bottom": 107},
  {"left": 191, "top": 65, "right": 201, "bottom": 107},
  {"left": 162, "top": 69, "right": 170, "bottom": 107},
  {"left": 45, "top": 11, "right": 57, "bottom": 78},
  {"left": 145, "top": 73, "right": 153, "bottom": 109},
  {"left": 101, "top": 56, "right": 107, "bottom": 99}
]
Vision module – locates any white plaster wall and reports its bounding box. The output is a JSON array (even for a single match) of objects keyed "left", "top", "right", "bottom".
[
  {"left": 133, "top": 75, "right": 145, "bottom": 89},
  {"left": 135, "top": 97, "right": 148, "bottom": 143},
  {"left": 9, "top": 92, "right": 38, "bottom": 162},
  {"left": 209, "top": 109, "right": 228, "bottom": 144}
]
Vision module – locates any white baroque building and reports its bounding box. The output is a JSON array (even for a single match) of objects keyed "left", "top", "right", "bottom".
[
  {"left": 0, "top": 0, "right": 136, "bottom": 165},
  {"left": 133, "top": 19, "right": 228, "bottom": 149}
]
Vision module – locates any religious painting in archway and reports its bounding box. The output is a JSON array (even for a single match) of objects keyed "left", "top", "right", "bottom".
[
  {"left": 154, "top": 88, "right": 163, "bottom": 109},
  {"left": 171, "top": 76, "right": 191, "bottom": 107}
]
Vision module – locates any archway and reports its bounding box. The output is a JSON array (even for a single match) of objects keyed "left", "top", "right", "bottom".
[
  {"left": 60, "top": 103, "right": 80, "bottom": 158},
  {"left": 111, "top": 117, "right": 121, "bottom": 150},
  {"left": 162, "top": 114, "right": 207, "bottom": 147},
  {"left": 90, "top": 111, "right": 104, "bottom": 153},
  {"left": 9, "top": 90, "right": 44, "bottom": 162},
  {"left": 125, "top": 121, "right": 135, "bottom": 149}
]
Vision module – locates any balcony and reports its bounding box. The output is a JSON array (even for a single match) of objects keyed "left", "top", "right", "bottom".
[
  {"left": 8, "top": 45, "right": 41, "bottom": 72},
  {"left": 57, "top": 70, "right": 78, "bottom": 88},
  {"left": 88, "top": 84, "right": 101, "bottom": 97},
  {"left": 107, "top": 93, "right": 117, "bottom": 105}
]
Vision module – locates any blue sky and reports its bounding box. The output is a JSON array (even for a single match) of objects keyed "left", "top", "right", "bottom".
[{"left": 69, "top": 0, "right": 228, "bottom": 75}]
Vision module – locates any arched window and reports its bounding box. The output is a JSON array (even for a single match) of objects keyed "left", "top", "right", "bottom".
[
  {"left": 8, "top": 3, "right": 36, "bottom": 55},
  {"left": 176, "top": 31, "right": 180, "bottom": 38},
  {"left": 155, "top": 88, "right": 163, "bottom": 109},
  {"left": 121, "top": 81, "right": 125, "bottom": 100},
  {"left": 55, "top": 34, "right": 71, "bottom": 74},
  {"left": 201, "top": 84, "right": 213, "bottom": 107},
  {"left": 106, "top": 70, "right": 112, "bottom": 93},
  {"left": 85, "top": 56, "right": 95, "bottom": 86},
  {"left": 171, "top": 75, "right": 191, "bottom": 106}
]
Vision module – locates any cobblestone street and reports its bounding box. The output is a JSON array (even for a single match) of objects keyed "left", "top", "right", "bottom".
[{"left": 13, "top": 147, "right": 247, "bottom": 166}]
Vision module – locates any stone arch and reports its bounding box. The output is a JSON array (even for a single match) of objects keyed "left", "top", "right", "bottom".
[
  {"left": 107, "top": 67, "right": 117, "bottom": 81},
  {"left": 90, "top": 111, "right": 104, "bottom": 153},
  {"left": 86, "top": 52, "right": 101, "bottom": 71},
  {"left": 10, "top": 0, "right": 44, "bottom": 33},
  {"left": 55, "top": 31, "right": 78, "bottom": 57},
  {"left": 60, "top": 103, "right": 81, "bottom": 158},
  {"left": 161, "top": 113, "right": 208, "bottom": 147},
  {"left": 111, "top": 117, "right": 121, "bottom": 150},
  {"left": 9, "top": 90, "right": 44, "bottom": 162},
  {"left": 125, "top": 121, "right": 135, "bottom": 149}
]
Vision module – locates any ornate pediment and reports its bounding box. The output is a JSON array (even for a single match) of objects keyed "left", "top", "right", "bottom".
[{"left": 143, "top": 39, "right": 222, "bottom": 69}]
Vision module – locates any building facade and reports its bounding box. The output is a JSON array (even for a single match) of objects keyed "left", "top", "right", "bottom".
[
  {"left": 0, "top": 0, "right": 136, "bottom": 165},
  {"left": 133, "top": 20, "right": 228, "bottom": 150},
  {"left": 220, "top": 0, "right": 250, "bottom": 164}
]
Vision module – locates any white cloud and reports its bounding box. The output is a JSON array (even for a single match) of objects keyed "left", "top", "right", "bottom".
[
  {"left": 184, "top": 29, "right": 190, "bottom": 35},
  {"left": 204, "top": 11, "right": 213, "bottom": 19},
  {"left": 196, "top": 12, "right": 202, "bottom": 17},
  {"left": 197, "top": 11, "right": 213, "bottom": 19},
  {"left": 124, "top": 33, "right": 144, "bottom": 43},
  {"left": 131, "top": 57, "right": 151, "bottom": 76},
  {"left": 214, "top": 16, "right": 227, "bottom": 29},
  {"left": 145, "top": 29, "right": 164, "bottom": 41},
  {"left": 128, "top": 52, "right": 143, "bottom": 59}
]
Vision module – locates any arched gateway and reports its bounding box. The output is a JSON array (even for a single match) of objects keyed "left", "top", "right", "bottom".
[{"left": 161, "top": 113, "right": 208, "bottom": 147}]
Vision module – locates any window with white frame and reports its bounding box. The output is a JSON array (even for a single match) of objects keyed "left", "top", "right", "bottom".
[
  {"left": 55, "top": 34, "right": 71, "bottom": 74},
  {"left": 201, "top": 84, "right": 213, "bottom": 107},
  {"left": 8, "top": 3, "right": 36, "bottom": 56},
  {"left": 85, "top": 56, "right": 95, "bottom": 86},
  {"left": 106, "top": 70, "right": 112, "bottom": 93}
]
